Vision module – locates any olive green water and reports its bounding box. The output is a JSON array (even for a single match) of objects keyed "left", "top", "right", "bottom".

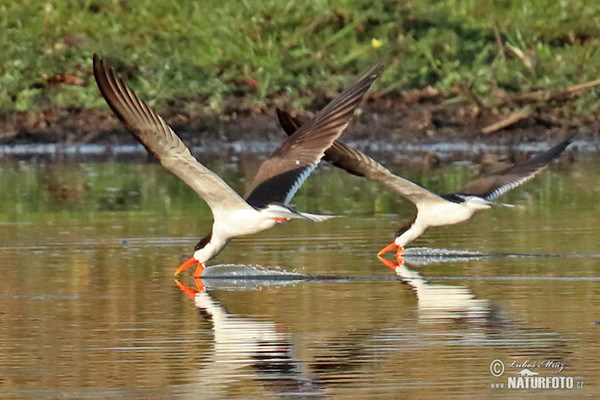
[{"left": 1, "top": 155, "right": 599, "bottom": 399}]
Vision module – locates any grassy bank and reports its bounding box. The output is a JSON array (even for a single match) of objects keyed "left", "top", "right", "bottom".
[{"left": 3, "top": 0, "right": 600, "bottom": 118}]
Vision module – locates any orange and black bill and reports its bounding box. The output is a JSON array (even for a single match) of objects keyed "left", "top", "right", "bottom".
[{"left": 175, "top": 257, "right": 205, "bottom": 278}]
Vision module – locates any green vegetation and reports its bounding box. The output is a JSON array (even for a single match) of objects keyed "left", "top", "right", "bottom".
[{"left": 2, "top": 0, "right": 600, "bottom": 115}]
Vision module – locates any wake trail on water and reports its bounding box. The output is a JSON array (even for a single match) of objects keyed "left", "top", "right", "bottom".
[
  {"left": 401, "top": 247, "right": 599, "bottom": 265},
  {"left": 193, "top": 248, "right": 600, "bottom": 288}
]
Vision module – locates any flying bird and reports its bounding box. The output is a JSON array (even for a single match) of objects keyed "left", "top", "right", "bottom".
[
  {"left": 277, "top": 108, "right": 574, "bottom": 261},
  {"left": 93, "top": 54, "right": 381, "bottom": 277}
]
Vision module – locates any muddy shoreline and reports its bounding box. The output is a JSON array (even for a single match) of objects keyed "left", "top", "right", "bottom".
[{"left": 1, "top": 96, "right": 599, "bottom": 161}]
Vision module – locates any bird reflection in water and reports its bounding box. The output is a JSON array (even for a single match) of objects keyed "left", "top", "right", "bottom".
[
  {"left": 378, "top": 255, "right": 490, "bottom": 324},
  {"left": 175, "top": 279, "right": 322, "bottom": 398},
  {"left": 373, "top": 255, "right": 571, "bottom": 366}
]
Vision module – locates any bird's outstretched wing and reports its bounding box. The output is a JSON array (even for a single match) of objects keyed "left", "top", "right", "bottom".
[
  {"left": 275, "top": 108, "right": 444, "bottom": 205},
  {"left": 244, "top": 63, "right": 383, "bottom": 209},
  {"left": 455, "top": 134, "right": 574, "bottom": 200},
  {"left": 93, "top": 54, "right": 252, "bottom": 215}
]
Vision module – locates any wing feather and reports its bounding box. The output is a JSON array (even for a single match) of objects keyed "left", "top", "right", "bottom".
[
  {"left": 245, "top": 63, "right": 383, "bottom": 208},
  {"left": 275, "top": 109, "right": 443, "bottom": 205},
  {"left": 455, "top": 134, "right": 574, "bottom": 200},
  {"left": 276, "top": 111, "right": 573, "bottom": 205},
  {"left": 93, "top": 54, "right": 251, "bottom": 215}
]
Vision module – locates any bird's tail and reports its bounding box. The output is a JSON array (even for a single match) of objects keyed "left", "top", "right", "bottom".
[
  {"left": 495, "top": 202, "right": 516, "bottom": 208},
  {"left": 296, "top": 211, "right": 339, "bottom": 222},
  {"left": 263, "top": 204, "right": 338, "bottom": 222}
]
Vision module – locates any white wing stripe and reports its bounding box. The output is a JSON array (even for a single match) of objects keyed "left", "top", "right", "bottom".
[
  {"left": 485, "top": 176, "right": 534, "bottom": 200},
  {"left": 284, "top": 164, "right": 317, "bottom": 204}
]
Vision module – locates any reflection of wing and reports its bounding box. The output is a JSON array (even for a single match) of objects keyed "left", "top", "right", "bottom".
[
  {"left": 176, "top": 282, "right": 321, "bottom": 398},
  {"left": 455, "top": 134, "right": 574, "bottom": 200},
  {"left": 93, "top": 54, "right": 251, "bottom": 216},
  {"left": 245, "top": 63, "right": 382, "bottom": 208},
  {"left": 276, "top": 109, "right": 443, "bottom": 205}
]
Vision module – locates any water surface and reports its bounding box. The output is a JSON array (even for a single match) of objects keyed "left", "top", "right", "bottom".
[{"left": 1, "top": 155, "right": 599, "bottom": 398}]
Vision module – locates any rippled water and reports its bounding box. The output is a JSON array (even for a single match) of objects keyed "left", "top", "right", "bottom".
[{"left": 1, "top": 155, "right": 599, "bottom": 398}]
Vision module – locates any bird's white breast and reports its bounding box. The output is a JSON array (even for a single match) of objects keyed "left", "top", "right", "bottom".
[
  {"left": 213, "top": 208, "right": 278, "bottom": 240},
  {"left": 417, "top": 197, "right": 488, "bottom": 227}
]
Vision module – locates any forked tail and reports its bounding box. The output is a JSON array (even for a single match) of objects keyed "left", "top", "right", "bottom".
[
  {"left": 495, "top": 202, "right": 516, "bottom": 208},
  {"left": 296, "top": 211, "right": 339, "bottom": 223},
  {"left": 263, "top": 203, "right": 338, "bottom": 222}
]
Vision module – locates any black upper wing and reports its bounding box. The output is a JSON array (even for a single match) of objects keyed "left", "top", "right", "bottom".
[
  {"left": 245, "top": 63, "right": 383, "bottom": 208},
  {"left": 455, "top": 134, "right": 574, "bottom": 200}
]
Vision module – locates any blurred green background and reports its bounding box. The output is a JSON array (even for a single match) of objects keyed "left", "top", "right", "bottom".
[{"left": 3, "top": 0, "right": 600, "bottom": 115}]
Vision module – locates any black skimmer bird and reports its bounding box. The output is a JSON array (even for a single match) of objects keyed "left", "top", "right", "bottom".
[
  {"left": 277, "top": 109, "right": 574, "bottom": 261},
  {"left": 93, "top": 54, "right": 382, "bottom": 277}
]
